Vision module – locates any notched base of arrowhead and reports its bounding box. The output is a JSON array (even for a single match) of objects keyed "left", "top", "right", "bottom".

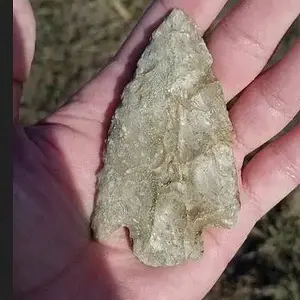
[{"left": 91, "top": 9, "right": 240, "bottom": 267}]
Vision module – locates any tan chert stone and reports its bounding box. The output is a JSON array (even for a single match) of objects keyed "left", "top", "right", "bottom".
[{"left": 91, "top": 9, "right": 240, "bottom": 267}]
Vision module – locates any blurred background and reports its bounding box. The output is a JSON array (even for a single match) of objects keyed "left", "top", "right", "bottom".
[{"left": 23, "top": 1, "right": 299, "bottom": 299}]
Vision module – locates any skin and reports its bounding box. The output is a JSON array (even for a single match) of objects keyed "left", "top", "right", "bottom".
[{"left": 13, "top": 0, "right": 300, "bottom": 299}]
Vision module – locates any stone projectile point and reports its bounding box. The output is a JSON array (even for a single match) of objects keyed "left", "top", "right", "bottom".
[{"left": 91, "top": 9, "right": 240, "bottom": 267}]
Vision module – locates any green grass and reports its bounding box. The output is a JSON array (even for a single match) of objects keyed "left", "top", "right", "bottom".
[{"left": 24, "top": 1, "right": 300, "bottom": 299}]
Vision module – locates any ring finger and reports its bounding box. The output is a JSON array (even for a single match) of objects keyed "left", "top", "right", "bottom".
[{"left": 230, "top": 41, "right": 300, "bottom": 163}]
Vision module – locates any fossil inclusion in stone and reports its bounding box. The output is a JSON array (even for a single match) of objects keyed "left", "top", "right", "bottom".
[{"left": 91, "top": 9, "right": 240, "bottom": 267}]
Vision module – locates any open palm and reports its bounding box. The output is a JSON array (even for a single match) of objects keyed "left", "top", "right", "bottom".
[{"left": 13, "top": 0, "right": 300, "bottom": 299}]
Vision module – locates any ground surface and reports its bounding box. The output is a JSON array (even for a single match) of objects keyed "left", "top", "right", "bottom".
[{"left": 23, "top": 1, "right": 299, "bottom": 299}]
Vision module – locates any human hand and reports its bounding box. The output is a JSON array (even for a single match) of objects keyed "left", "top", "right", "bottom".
[{"left": 13, "top": 0, "right": 300, "bottom": 299}]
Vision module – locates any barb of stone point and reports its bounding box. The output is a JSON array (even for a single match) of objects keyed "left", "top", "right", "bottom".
[{"left": 91, "top": 9, "right": 240, "bottom": 267}]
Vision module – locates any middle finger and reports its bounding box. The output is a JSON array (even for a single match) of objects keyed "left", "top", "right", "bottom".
[{"left": 207, "top": 0, "right": 300, "bottom": 101}]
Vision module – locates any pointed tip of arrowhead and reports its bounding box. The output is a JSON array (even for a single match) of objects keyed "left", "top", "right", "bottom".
[{"left": 166, "top": 8, "right": 197, "bottom": 29}]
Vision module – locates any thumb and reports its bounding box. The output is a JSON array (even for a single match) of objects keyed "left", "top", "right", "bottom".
[{"left": 13, "top": 0, "right": 36, "bottom": 122}]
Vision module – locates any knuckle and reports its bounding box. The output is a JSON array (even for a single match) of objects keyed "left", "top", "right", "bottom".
[
  {"left": 242, "top": 184, "right": 266, "bottom": 222},
  {"left": 268, "top": 141, "right": 300, "bottom": 185},
  {"left": 220, "top": 20, "right": 270, "bottom": 61},
  {"left": 232, "top": 130, "right": 252, "bottom": 157},
  {"left": 257, "top": 79, "right": 293, "bottom": 121}
]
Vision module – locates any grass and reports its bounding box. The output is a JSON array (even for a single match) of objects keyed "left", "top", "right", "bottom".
[{"left": 24, "top": 1, "right": 300, "bottom": 299}]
